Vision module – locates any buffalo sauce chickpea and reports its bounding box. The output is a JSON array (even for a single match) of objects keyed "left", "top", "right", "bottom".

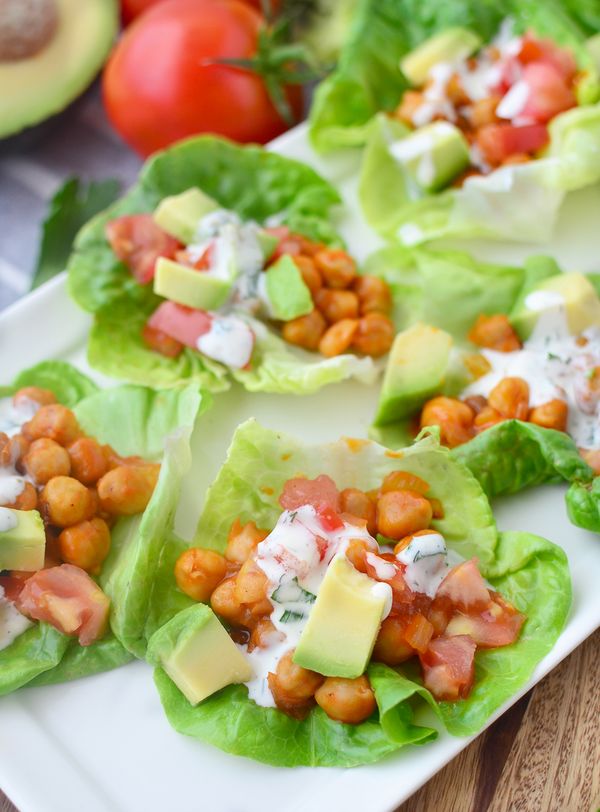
[
  {"left": 0, "top": 387, "right": 160, "bottom": 574},
  {"left": 172, "top": 470, "right": 445, "bottom": 724},
  {"left": 418, "top": 314, "right": 571, "bottom": 448}
]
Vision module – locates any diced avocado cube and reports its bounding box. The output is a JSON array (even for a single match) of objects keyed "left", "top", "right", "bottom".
[
  {"left": 264, "top": 255, "right": 313, "bottom": 321},
  {"left": 147, "top": 603, "right": 253, "bottom": 706},
  {"left": 154, "top": 257, "right": 232, "bottom": 310},
  {"left": 510, "top": 272, "right": 600, "bottom": 340},
  {"left": 373, "top": 324, "right": 454, "bottom": 426},
  {"left": 0, "top": 508, "right": 45, "bottom": 572},
  {"left": 400, "top": 27, "right": 482, "bottom": 86},
  {"left": 390, "top": 122, "right": 470, "bottom": 192},
  {"left": 257, "top": 229, "right": 279, "bottom": 262},
  {"left": 293, "top": 555, "right": 389, "bottom": 678},
  {"left": 153, "top": 188, "right": 218, "bottom": 244}
]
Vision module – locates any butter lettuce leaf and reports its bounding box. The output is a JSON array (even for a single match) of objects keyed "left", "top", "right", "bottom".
[
  {"left": 566, "top": 478, "right": 600, "bottom": 532},
  {"left": 149, "top": 420, "right": 569, "bottom": 765},
  {"left": 0, "top": 363, "right": 205, "bottom": 691}
]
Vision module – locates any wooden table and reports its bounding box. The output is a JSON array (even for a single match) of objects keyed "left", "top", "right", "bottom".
[{"left": 1, "top": 88, "right": 599, "bottom": 812}]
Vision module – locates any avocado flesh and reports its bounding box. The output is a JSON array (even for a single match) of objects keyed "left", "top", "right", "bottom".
[
  {"left": 264, "top": 255, "right": 313, "bottom": 321},
  {"left": 0, "top": 0, "right": 118, "bottom": 139},
  {"left": 154, "top": 257, "right": 232, "bottom": 311},
  {"left": 510, "top": 272, "right": 600, "bottom": 340},
  {"left": 293, "top": 555, "right": 388, "bottom": 678},
  {"left": 0, "top": 508, "right": 45, "bottom": 571},
  {"left": 153, "top": 188, "right": 219, "bottom": 244},
  {"left": 400, "top": 27, "right": 482, "bottom": 86},
  {"left": 149, "top": 603, "right": 253, "bottom": 706},
  {"left": 390, "top": 122, "right": 470, "bottom": 193},
  {"left": 374, "top": 323, "right": 455, "bottom": 426}
]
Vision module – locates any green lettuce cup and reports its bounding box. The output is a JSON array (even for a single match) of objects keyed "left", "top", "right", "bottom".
[
  {"left": 0, "top": 360, "right": 205, "bottom": 694},
  {"left": 308, "top": 0, "right": 600, "bottom": 244},
  {"left": 67, "top": 135, "right": 392, "bottom": 395},
  {"left": 145, "top": 420, "right": 570, "bottom": 767},
  {"left": 366, "top": 245, "right": 600, "bottom": 532}
]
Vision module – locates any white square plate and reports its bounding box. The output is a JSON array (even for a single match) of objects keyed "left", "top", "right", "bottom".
[{"left": 1, "top": 125, "right": 600, "bottom": 812}]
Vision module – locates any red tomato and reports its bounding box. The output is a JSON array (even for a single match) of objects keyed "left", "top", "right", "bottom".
[
  {"left": 16, "top": 564, "right": 110, "bottom": 646},
  {"left": 436, "top": 558, "right": 491, "bottom": 613},
  {"left": 141, "top": 324, "right": 184, "bottom": 358},
  {"left": 122, "top": 0, "right": 282, "bottom": 25},
  {"left": 445, "top": 592, "right": 525, "bottom": 648},
  {"left": 420, "top": 634, "right": 477, "bottom": 701},
  {"left": 147, "top": 301, "right": 212, "bottom": 347},
  {"left": 520, "top": 62, "right": 576, "bottom": 124},
  {"left": 518, "top": 33, "right": 577, "bottom": 82},
  {"left": 317, "top": 506, "right": 344, "bottom": 532},
  {"left": 0, "top": 573, "right": 29, "bottom": 602},
  {"left": 279, "top": 475, "right": 341, "bottom": 514},
  {"left": 403, "top": 612, "right": 434, "bottom": 653},
  {"left": 104, "top": 0, "right": 302, "bottom": 156},
  {"left": 475, "top": 123, "right": 549, "bottom": 165},
  {"left": 105, "top": 214, "right": 181, "bottom": 284}
]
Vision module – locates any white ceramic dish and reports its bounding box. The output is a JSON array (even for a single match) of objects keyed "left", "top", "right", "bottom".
[{"left": 1, "top": 124, "right": 600, "bottom": 812}]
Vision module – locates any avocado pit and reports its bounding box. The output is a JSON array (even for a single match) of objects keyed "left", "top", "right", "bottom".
[{"left": 0, "top": 0, "right": 58, "bottom": 62}]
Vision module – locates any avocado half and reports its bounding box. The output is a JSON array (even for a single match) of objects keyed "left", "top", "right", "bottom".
[{"left": 0, "top": 0, "right": 118, "bottom": 139}]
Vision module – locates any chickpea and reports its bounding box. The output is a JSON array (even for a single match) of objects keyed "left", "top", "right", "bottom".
[
  {"left": 235, "top": 558, "right": 270, "bottom": 607},
  {"left": 174, "top": 547, "right": 228, "bottom": 602},
  {"left": 376, "top": 489, "right": 433, "bottom": 540},
  {"left": 445, "top": 73, "right": 469, "bottom": 106},
  {"left": 97, "top": 463, "right": 160, "bottom": 515},
  {"left": 293, "top": 256, "right": 322, "bottom": 296},
  {"left": 372, "top": 616, "right": 415, "bottom": 666},
  {"left": 58, "top": 517, "right": 111, "bottom": 574},
  {"left": 23, "top": 438, "right": 71, "bottom": 484},
  {"left": 0, "top": 433, "right": 29, "bottom": 468},
  {"left": 40, "top": 476, "right": 96, "bottom": 527},
  {"left": 420, "top": 396, "right": 475, "bottom": 448},
  {"left": 13, "top": 386, "right": 56, "bottom": 408},
  {"left": 225, "top": 519, "right": 269, "bottom": 565},
  {"left": 381, "top": 470, "right": 429, "bottom": 495},
  {"left": 315, "top": 289, "right": 359, "bottom": 323},
  {"left": 314, "top": 675, "right": 376, "bottom": 724},
  {"left": 313, "top": 249, "right": 356, "bottom": 289},
  {"left": 394, "top": 90, "right": 424, "bottom": 125},
  {"left": 488, "top": 377, "right": 529, "bottom": 420},
  {"left": 2, "top": 480, "right": 37, "bottom": 510},
  {"left": 529, "top": 399, "right": 568, "bottom": 432},
  {"left": 463, "top": 353, "right": 492, "bottom": 380},
  {"left": 463, "top": 395, "right": 488, "bottom": 415},
  {"left": 22, "top": 404, "right": 81, "bottom": 446},
  {"left": 68, "top": 437, "right": 109, "bottom": 485},
  {"left": 352, "top": 313, "right": 394, "bottom": 357},
  {"left": 473, "top": 405, "right": 505, "bottom": 431},
  {"left": 210, "top": 576, "right": 249, "bottom": 626},
  {"left": 271, "top": 649, "right": 324, "bottom": 701},
  {"left": 249, "top": 618, "right": 284, "bottom": 651},
  {"left": 353, "top": 275, "right": 392, "bottom": 316},
  {"left": 469, "top": 96, "right": 501, "bottom": 128},
  {"left": 340, "top": 488, "right": 377, "bottom": 535},
  {"left": 467, "top": 314, "right": 521, "bottom": 353},
  {"left": 282, "top": 309, "right": 326, "bottom": 351},
  {"left": 319, "top": 319, "right": 359, "bottom": 357}
]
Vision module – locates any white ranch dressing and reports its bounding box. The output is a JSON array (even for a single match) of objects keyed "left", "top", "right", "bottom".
[
  {"left": 496, "top": 79, "right": 529, "bottom": 119},
  {"left": 0, "top": 396, "right": 39, "bottom": 438},
  {"left": 196, "top": 314, "right": 254, "bottom": 369},
  {"left": 396, "top": 531, "right": 452, "bottom": 597},
  {"left": 0, "top": 584, "right": 32, "bottom": 652},
  {"left": 463, "top": 294, "right": 600, "bottom": 448},
  {"left": 0, "top": 469, "right": 26, "bottom": 506},
  {"left": 0, "top": 507, "right": 18, "bottom": 532}
]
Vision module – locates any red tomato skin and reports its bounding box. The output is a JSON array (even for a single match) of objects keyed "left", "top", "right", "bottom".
[
  {"left": 147, "top": 301, "right": 212, "bottom": 347},
  {"left": 518, "top": 33, "right": 577, "bottom": 82},
  {"left": 317, "top": 506, "right": 344, "bottom": 532},
  {"left": 105, "top": 214, "right": 181, "bottom": 284},
  {"left": 104, "top": 0, "right": 302, "bottom": 156},
  {"left": 475, "top": 123, "right": 549, "bottom": 165},
  {"left": 279, "top": 475, "right": 341, "bottom": 514},
  {"left": 520, "top": 62, "right": 576, "bottom": 124},
  {"left": 436, "top": 558, "right": 491, "bottom": 613}
]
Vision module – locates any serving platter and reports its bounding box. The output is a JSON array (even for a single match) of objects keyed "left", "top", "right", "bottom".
[{"left": 1, "top": 124, "right": 600, "bottom": 812}]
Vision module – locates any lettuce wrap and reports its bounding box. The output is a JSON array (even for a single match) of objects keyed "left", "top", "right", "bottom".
[
  {"left": 0, "top": 360, "right": 205, "bottom": 694},
  {"left": 365, "top": 245, "right": 600, "bottom": 532},
  {"left": 308, "top": 0, "right": 600, "bottom": 244},
  {"left": 67, "top": 136, "right": 383, "bottom": 395},
  {"left": 146, "top": 420, "right": 570, "bottom": 766}
]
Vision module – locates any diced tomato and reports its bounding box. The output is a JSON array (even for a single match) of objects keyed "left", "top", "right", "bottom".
[
  {"left": 192, "top": 243, "right": 216, "bottom": 271},
  {"left": 16, "top": 564, "right": 110, "bottom": 646},
  {"left": 317, "top": 505, "right": 344, "bottom": 532},
  {"left": 520, "top": 62, "right": 576, "bottom": 123},
  {"left": 436, "top": 558, "right": 491, "bottom": 613},
  {"left": 403, "top": 613, "right": 434, "bottom": 653},
  {"left": 279, "top": 474, "right": 341, "bottom": 513},
  {"left": 475, "top": 123, "right": 549, "bottom": 166},
  {"left": 0, "top": 573, "right": 30, "bottom": 602},
  {"left": 492, "top": 57, "right": 522, "bottom": 96},
  {"left": 518, "top": 33, "right": 577, "bottom": 82},
  {"left": 445, "top": 591, "right": 525, "bottom": 648},
  {"left": 427, "top": 594, "right": 453, "bottom": 635},
  {"left": 420, "top": 635, "right": 477, "bottom": 701},
  {"left": 141, "top": 323, "right": 184, "bottom": 358},
  {"left": 265, "top": 227, "right": 306, "bottom": 263},
  {"left": 147, "top": 302, "right": 212, "bottom": 349},
  {"left": 105, "top": 214, "right": 181, "bottom": 285}
]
